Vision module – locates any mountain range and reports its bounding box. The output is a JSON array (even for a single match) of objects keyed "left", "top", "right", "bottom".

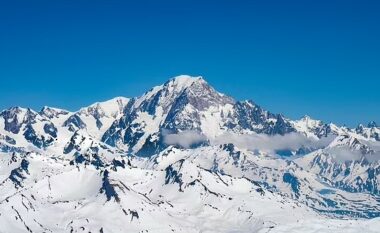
[{"left": 0, "top": 75, "right": 379, "bottom": 232}]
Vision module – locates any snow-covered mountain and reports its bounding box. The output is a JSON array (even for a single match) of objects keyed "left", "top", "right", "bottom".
[{"left": 0, "top": 75, "right": 379, "bottom": 232}]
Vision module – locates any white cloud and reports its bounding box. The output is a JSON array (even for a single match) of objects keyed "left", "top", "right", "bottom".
[
  {"left": 326, "top": 147, "right": 363, "bottom": 163},
  {"left": 163, "top": 130, "right": 207, "bottom": 148},
  {"left": 163, "top": 130, "right": 334, "bottom": 153},
  {"left": 211, "top": 132, "right": 333, "bottom": 153},
  {"left": 327, "top": 146, "right": 380, "bottom": 163},
  {"left": 162, "top": 130, "right": 380, "bottom": 163}
]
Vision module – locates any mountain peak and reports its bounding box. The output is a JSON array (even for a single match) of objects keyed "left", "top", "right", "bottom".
[
  {"left": 297, "top": 115, "right": 323, "bottom": 127},
  {"left": 164, "top": 75, "right": 205, "bottom": 94},
  {"left": 80, "top": 97, "right": 129, "bottom": 118},
  {"left": 86, "top": 96, "right": 129, "bottom": 108},
  {"left": 1, "top": 106, "right": 27, "bottom": 114},
  {"left": 170, "top": 75, "right": 204, "bottom": 85},
  {"left": 368, "top": 121, "right": 378, "bottom": 128},
  {"left": 134, "top": 75, "right": 230, "bottom": 111},
  {"left": 40, "top": 106, "right": 70, "bottom": 119}
]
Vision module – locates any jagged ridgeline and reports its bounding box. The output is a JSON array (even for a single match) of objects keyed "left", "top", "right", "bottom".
[{"left": 0, "top": 75, "right": 380, "bottom": 232}]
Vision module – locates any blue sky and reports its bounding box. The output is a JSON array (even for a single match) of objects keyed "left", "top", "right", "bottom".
[{"left": 0, "top": 0, "right": 379, "bottom": 127}]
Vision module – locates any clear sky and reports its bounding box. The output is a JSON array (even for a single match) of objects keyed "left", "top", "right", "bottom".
[{"left": 0, "top": 0, "right": 379, "bottom": 127}]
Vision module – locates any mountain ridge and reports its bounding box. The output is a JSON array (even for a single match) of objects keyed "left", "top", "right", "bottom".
[{"left": 0, "top": 75, "right": 380, "bottom": 232}]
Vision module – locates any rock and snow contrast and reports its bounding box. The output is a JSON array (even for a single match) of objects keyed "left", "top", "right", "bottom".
[{"left": 0, "top": 75, "right": 380, "bottom": 232}]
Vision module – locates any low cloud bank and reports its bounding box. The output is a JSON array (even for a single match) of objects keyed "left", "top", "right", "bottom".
[
  {"left": 163, "top": 130, "right": 333, "bottom": 153},
  {"left": 163, "top": 130, "right": 207, "bottom": 148},
  {"left": 211, "top": 132, "right": 333, "bottom": 153},
  {"left": 326, "top": 146, "right": 380, "bottom": 163},
  {"left": 162, "top": 130, "right": 380, "bottom": 162}
]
